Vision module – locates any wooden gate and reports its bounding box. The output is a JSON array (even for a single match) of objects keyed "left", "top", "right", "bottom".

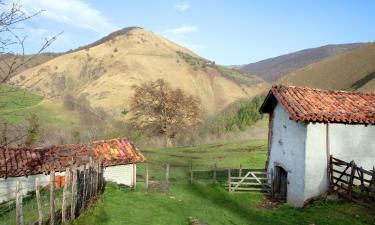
[
  {"left": 330, "top": 155, "right": 375, "bottom": 207},
  {"left": 228, "top": 169, "right": 270, "bottom": 192}
]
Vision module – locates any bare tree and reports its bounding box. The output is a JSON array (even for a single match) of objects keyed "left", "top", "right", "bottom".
[
  {"left": 0, "top": 1, "right": 59, "bottom": 147},
  {"left": 130, "top": 79, "right": 202, "bottom": 147}
]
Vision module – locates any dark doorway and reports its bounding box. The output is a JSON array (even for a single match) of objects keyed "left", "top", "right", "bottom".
[{"left": 273, "top": 166, "right": 287, "bottom": 201}]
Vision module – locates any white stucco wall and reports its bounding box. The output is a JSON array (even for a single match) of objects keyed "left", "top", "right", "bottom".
[
  {"left": 304, "top": 123, "right": 375, "bottom": 200},
  {"left": 103, "top": 164, "right": 136, "bottom": 187},
  {"left": 267, "top": 103, "right": 307, "bottom": 207},
  {"left": 0, "top": 172, "right": 65, "bottom": 203},
  {"left": 0, "top": 164, "right": 137, "bottom": 203}
]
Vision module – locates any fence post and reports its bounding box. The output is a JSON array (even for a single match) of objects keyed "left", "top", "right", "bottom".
[
  {"left": 329, "top": 155, "right": 333, "bottom": 191},
  {"left": 239, "top": 164, "right": 242, "bottom": 177},
  {"left": 35, "top": 178, "right": 43, "bottom": 225},
  {"left": 166, "top": 164, "right": 170, "bottom": 183},
  {"left": 145, "top": 163, "right": 149, "bottom": 189},
  {"left": 213, "top": 163, "right": 217, "bottom": 183},
  {"left": 71, "top": 166, "right": 77, "bottom": 220},
  {"left": 16, "top": 180, "right": 23, "bottom": 225},
  {"left": 62, "top": 167, "right": 71, "bottom": 223},
  {"left": 348, "top": 160, "right": 356, "bottom": 199},
  {"left": 132, "top": 164, "right": 137, "bottom": 189},
  {"left": 228, "top": 169, "right": 231, "bottom": 192},
  {"left": 189, "top": 162, "right": 193, "bottom": 184},
  {"left": 50, "top": 170, "right": 55, "bottom": 225},
  {"left": 81, "top": 164, "right": 87, "bottom": 212},
  {"left": 270, "top": 169, "right": 274, "bottom": 200}
]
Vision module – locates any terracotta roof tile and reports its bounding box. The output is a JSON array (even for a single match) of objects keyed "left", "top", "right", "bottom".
[
  {"left": 260, "top": 85, "right": 375, "bottom": 124},
  {"left": 0, "top": 138, "right": 146, "bottom": 178}
]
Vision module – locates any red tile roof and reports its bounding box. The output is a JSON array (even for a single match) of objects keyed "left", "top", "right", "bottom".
[
  {"left": 0, "top": 138, "right": 146, "bottom": 178},
  {"left": 260, "top": 85, "right": 375, "bottom": 124}
]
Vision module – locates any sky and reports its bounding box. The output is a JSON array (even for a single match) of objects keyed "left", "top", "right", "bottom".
[{"left": 5, "top": 0, "right": 375, "bottom": 65}]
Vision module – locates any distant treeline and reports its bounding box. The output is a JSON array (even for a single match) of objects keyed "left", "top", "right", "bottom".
[{"left": 200, "top": 95, "right": 265, "bottom": 137}]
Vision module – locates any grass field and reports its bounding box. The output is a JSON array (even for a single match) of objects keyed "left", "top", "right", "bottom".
[
  {"left": 73, "top": 140, "right": 375, "bottom": 225},
  {"left": 0, "top": 84, "right": 70, "bottom": 126}
]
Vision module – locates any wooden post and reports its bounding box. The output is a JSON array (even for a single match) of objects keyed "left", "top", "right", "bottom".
[
  {"left": 132, "top": 164, "right": 137, "bottom": 189},
  {"left": 35, "top": 178, "right": 43, "bottom": 225},
  {"left": 213, "top": 163, "right": 217, "bottom": 182},
  {"left": 62, "top": 168, "right": 70, "bottom": 223},
  {"left": 239, "top": 164, "right": 242, "bottom": 177},
  {"left": 50, "top": 170, "right": 55, "bottom": 225},
  {"left": 348, "top": 161, "right": 356, "bottom": 199},
  {"left": 145, "top": 163, "right": 149, "bottom": 189},
  {"left": 16, "top": 181, "right": 23, "bottom": 225},
  {"left": 81, "top": 164, "right": 87, "bottom": 212},
  {"left": 71, "top": 167, "right": 77, "bottom": 220},
  {"left": 270, "top": 169, "right": 274, "bottom": 200},
  {"left": 228, "top": 169, "right": 231, "bottom": 192},
  {"left": 329, "top": 155, "right": 334, "bottom": 191},
  {"left": 166, "top": 164, "right": 170, "bottom": 183},
  {"left": 189, "top": 162, "right": 193, "bottom": 184}
]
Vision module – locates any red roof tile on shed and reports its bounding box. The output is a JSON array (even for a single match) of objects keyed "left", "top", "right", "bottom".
[
  {"left": 260, "top": 85, "right": 375, "bottom": 124},
  {"left": 0, "top": 138, "right": 146, "bottom": 178}
]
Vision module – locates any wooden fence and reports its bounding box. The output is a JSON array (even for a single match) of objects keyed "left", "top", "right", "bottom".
[
  {"left": 2, "top": 157, "right": 104, "bottom": 225},
  {"left": 330, "top": 155, "right": 375, "bottom": 207},
  {"left": 228, "top": 168, "right": 270, "bottom": 193}
]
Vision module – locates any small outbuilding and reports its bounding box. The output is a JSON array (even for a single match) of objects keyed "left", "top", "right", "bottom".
[
  {"left": 0, "top": 138, "right": 145, "bottom": 202},
  {"left": 260, "top": 85, "right": 375, "bottom": 207}
]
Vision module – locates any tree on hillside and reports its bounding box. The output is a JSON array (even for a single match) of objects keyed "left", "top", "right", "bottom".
[{"left": 130, "top": 79, "right": 202, "bottom": 147}]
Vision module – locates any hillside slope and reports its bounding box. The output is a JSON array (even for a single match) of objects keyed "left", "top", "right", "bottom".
[
  {"left": 238, "top": 43, "right": 363, "bottom": 82},
  {"left": 278, "top": 43, "right": 375, "bottom": 92},
  {"left": 10, "top": 27, "right": 268, "bottom": 119}
]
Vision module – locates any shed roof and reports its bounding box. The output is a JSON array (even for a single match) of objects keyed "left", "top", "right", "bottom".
[
  {"left": 260, "top": 85, "right": 375, "bottom": 124},
  {"left": 0, "top": 138, "right": 146, "bottom": 178}
]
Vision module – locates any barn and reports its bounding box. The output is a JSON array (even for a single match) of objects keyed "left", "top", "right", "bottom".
[
  {"left": 260, "top": 85, "right": 375, "bottom": 207},
  {"left": 0, "top": 138, "right": 145, "bottom": 203}
]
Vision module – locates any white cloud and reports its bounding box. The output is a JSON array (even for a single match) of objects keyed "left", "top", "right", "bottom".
[
  {"left": 21, "top": 0, "right": 118, "bottom": 35},
  {"left": 165, "top": 25, "right": 198, "bottom": 34},
  {"left": 174, "top": 3, "right": 191, "bottom": 11}
]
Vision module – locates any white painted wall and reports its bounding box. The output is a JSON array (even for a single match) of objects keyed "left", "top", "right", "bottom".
[
  {"left": 0, "top": 172, "right": 65, "bottom": 203},
  {"left": 267, "top": 103, "right": 307, "bottom": 207},
  {"left": 103, "top": 164, "right": 136, "bottom": 187},
  {"left": 304, "top": 123, "right": 375, "bottom": 200},
  {"left": 0, "top": 164, "right": 137, "bottom": 203}
]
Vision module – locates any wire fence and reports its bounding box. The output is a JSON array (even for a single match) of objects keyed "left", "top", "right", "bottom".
[
  {"left": 0, "top": 158, "right": 104, "bottom": 225},
  {"left": 136, "top": 161, "right": 268, "bottom": 191}
]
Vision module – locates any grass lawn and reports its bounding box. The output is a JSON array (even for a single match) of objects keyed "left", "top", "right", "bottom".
[{"left": 73, "top": 140, "right": 375, "bottom": 225}]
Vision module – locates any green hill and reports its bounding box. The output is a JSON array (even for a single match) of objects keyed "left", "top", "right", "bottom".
[{"left": 278, "top": 43, "right": 375, "bottom": 92}]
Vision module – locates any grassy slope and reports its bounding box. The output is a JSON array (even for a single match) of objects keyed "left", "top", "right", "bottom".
[
  {"left": 73, "top": 140, "right": 375, "bottom": 225},
  {"left": 11, "top": 28, "right": 268, "bottom": 119},
  {"left": 0, "top": 84, "right": 72, "bottom": 127},
  {"left": 278, "top": 42, "right": 375, "bottom": 92}
]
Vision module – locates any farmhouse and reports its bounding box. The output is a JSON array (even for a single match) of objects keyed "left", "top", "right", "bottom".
[
  {"left": 260, "top": 85, "right": 375, "bottom": 207},
  {"left": 0, "top": 138, "right": 145, "bottom": 202}
]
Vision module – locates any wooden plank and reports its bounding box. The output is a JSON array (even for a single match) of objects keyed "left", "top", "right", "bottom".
[
  {"left": 71, "top": 166, "right": 77, "bottom": 220},
  {"left": 232, "top": 171, "right": 251, "bottom": 191},
  {"left": 132, "top": 164, "right": 136, "bottom": 189},
  {"left": 35, "top": 178, "right": 43, "bottom": 225},
  {"left": 230, "top": 177, "right": 268, "bottom": 180},
  {"left": 230, "top": 182, "right": 267, "bottom": 186},
  {"left": 16, "top": 180, "right": 23, "bottom": 225},
  {"left": 230, "top": 187, "right": 270, "bottom": 191},
  {"left": 62, "top": 167, "right": 70, "bottom": 223},
  {"left": 50, "top": 170, "right": 55, "bottom": 225}
]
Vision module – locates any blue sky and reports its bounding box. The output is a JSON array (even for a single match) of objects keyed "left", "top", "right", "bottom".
[{"left": 7, "top": 0, "right": 375, "bottom": 65}]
